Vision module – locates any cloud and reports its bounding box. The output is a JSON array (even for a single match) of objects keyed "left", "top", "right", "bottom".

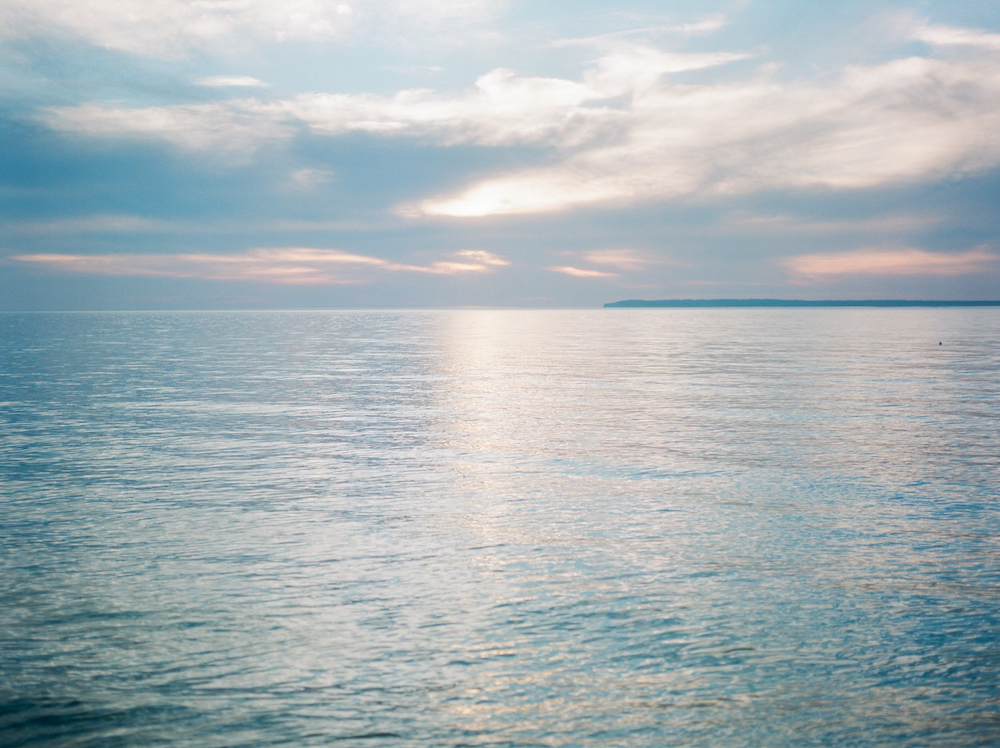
[
  {"left": 284, "top": 67, "right": 618, "bottom": 147},
  {"left": 37, "top": 68, "right": 614, "bottom": 156},
  {"left": 414, "top": 50, "right": 1000, "bottom": 216},
  {"left": 783, "top": 247, "right": 999, "bottom": 278},
  {"left": 545, "top": 248, "right": 670, "bottom": 279},
  {"left": 722, "top": 212, "right": 941, "bottom": 235},
  {"left": 0, "top": 0, "right": 504, "bottom": 56},
  {"left": 399, "top": 170, "right": 625, "bottom": 217},
  {"left": 12, "top": 247, "right": 509, "bottom": 284},
  {"left": 2, "top": 214, "right": 179, "bottom": 233},
  {"left": 578, "top": 248, "right": 666, "bottom": 271},
  {"left": 33, "top": 29, "right": 1000, "bottom": 213},
  {"left": 553, "top": 13, "right": 728, "bottom": 47},
  {"left": 674, "top": 14, "right": 726, "bottom": 36},
  {"left": 37, "top": 101, "right": 295, "bottom": 158},
  {"left": 1, "top": 215, "right": 385, "bottom": 234},
  {"left": 914, "top": 23, "right": 1000, "bottom": 50},
  {"left": 39, "top": 47, "right": 746, "bottom": 156},
  {"left": 289, "top": 168, "right": 332, "bottom": 188},
  {"left": 0, "top": 0, "right": 351, "bottom": 56},
  {"left": 195, "top": 76, "right": 270, "bottom": 87},
  {"left": 549, "top": 266, "right": 618, "bottom": 278}
]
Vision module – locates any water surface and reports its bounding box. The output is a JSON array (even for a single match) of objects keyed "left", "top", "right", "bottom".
[{"left": 2, "top": 309, "right": 998, "bottom": 746}]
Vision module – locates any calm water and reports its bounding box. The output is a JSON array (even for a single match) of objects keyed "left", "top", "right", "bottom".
[{"left": 1, "top": 309, "right": 998, "bottom": 747}]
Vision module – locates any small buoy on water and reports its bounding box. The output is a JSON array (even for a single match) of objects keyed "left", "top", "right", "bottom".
[{"left": 939, "top": 341, "right": 942, "bottom": 345}]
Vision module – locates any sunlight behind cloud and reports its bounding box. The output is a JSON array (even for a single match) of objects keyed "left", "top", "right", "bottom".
[
  {"left": 404, "top": 170, "right": 629, "bottom": 217},
  {"left": 411, "top": 45, "right": 1000, "bottom": 216}
]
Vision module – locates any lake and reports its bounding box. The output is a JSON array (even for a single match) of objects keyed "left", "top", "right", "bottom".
[{"left": 2, "top": 309, "right": 998, "bottom": 746}]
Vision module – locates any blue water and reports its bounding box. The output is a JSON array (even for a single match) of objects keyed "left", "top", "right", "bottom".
[{"left": 1, "top": 309, "right": 998, "bottom": 747}]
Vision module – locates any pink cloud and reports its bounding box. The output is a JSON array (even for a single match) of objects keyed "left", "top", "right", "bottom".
[
  {"left": 783, "top": 247, "right": 998, "bottom": 278},
  {"left": 12, "top": 247, "right": 509, "bottom": 285},
  {"left": 549, "top": 265, "right": 619, "bottom": 278}
]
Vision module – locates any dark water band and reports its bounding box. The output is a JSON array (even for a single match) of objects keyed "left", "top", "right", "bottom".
[{"left": 605, "top": 299, "right": 1000, "bottom": 307}]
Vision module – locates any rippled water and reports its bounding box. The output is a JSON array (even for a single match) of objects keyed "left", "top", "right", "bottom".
[{"left": 2, "top": 309, "right": 999, "bottom": 747}]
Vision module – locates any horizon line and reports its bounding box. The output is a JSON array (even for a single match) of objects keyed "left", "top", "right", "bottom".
[{"left": 605, "top": 299, "right": 1000, "bottom": 308}]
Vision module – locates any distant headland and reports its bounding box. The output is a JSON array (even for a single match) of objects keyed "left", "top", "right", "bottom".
[{"left": 604, "top": 299, "right": 1000, "bottom": 308}]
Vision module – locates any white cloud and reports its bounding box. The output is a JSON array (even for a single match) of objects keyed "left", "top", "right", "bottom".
[
  {"left": 0, "top": 0, "right": 504, "bottom": 56},
  {"left": 585, "top": 47, "right": 750, "bottom": 93},
  {"left": 399, "top": 169, "right": 626, "bottom": 217},
  {"left": 12, "top": 247, "right": 510, "bottom": 284},
  {"left": 412, "top": 47, "right": 1000, "bottom": 216},
  {"left": 783, "top": 246, "right": 999, "bottom": 278},
  {"left": 914, "top": 23, "right": 1000, "bottom": 50},
  {"left": 449, "top": 249, "right": 508, "bottom": 267},
  {"left": 34, "top": 31, "right": 1000, "bottom": 214},
  {"left": 553, "top": 13, "right": 728, "bottom": 48},
  {"left": 38, "top": 66, "right": 618, "bottom": 156},
  {"left": 37, "top": 101, "right": 295, "bottom": 158},
  {"left": 675, "top": 14, "right": 727, "bottom": 36},
  {"left": 1, "top": 0, "right": 346, "bottom": 56},
  {"left": 289, "top": 168, "right": 332, "bottom": 188},
  {"left": 38, "top": 46, "right": 745, "bottom": 154},
  {"left": 284, "top": 67, "right": 617, "bottom": 147},
  {"left": 195, "top": 76, "right": 270, "bottom": 87}
]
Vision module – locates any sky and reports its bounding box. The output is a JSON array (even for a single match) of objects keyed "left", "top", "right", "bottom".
[{"left": 2, "top": 0, "right": 1000, "bottom": 309}]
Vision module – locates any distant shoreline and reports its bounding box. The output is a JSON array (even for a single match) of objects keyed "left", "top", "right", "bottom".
[{"left": 604, "top": 299, "right": 1000, "bottom": 308}]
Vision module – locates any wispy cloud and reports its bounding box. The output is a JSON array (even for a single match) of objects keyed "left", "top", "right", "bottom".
[
  {"left": 552, "top": 13, "right": 728, "bottom": 48},
  {"left": 2, "top": 214, "right": 178, "bottom": 233},
  {"left": 548, "top": 266, "right": 618, "bottom": 278},
  {"left": 37, "top": 101, "right": 295, "bottom": 158},
  {"left": 581, "top": 249, "right": 650, "bottom": 271},
  {"left": 914, "top": 23, "right": 1000, "bottom": 50},
  {"left": 1, "top": 215, "right": 388, "bottom": 235},
  {"left": 288, "top": 168, "right": 332, "bottom": 188},
  {"left": 12, "top": 247, "right": 510, "bottom": 285},
  {"left": 195, "top": 76, "right": 270, "bottom": 88},
  {"left": 723, "top": 213, "right": 941, "bottom": 234},
  {"left": 783, "top": 246, "right": 999, "bottom": 278},
  {"left": 37, "top": 47, "right": 749, "bottom": 154},
  {"left": 674, "top": 13, "right": 727, "bottom": 36}
]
